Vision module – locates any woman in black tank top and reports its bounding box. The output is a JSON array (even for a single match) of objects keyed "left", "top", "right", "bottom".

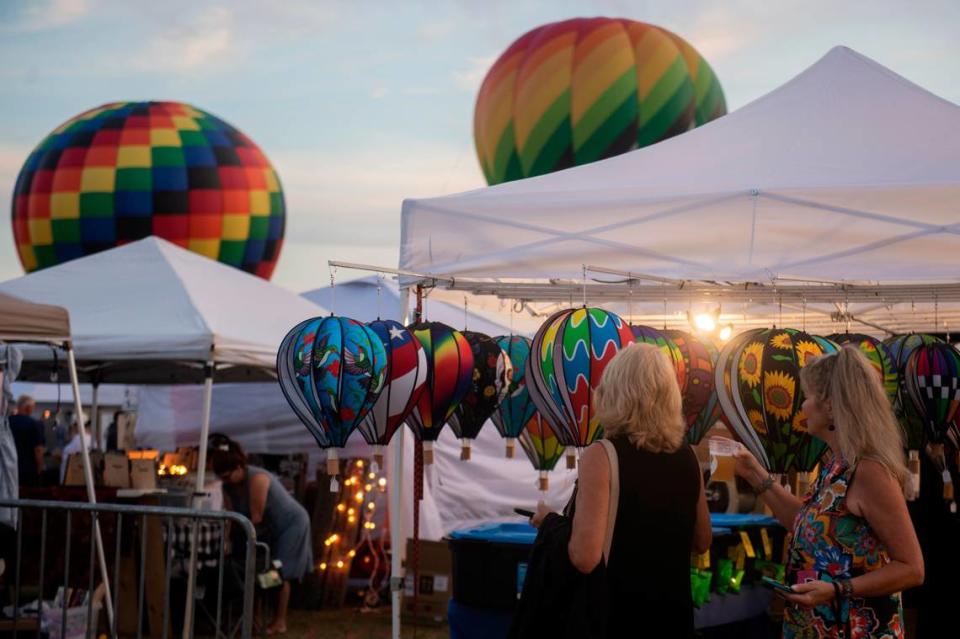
[{"left": 533, "top": 342, "right": 712, "bottom": 638}]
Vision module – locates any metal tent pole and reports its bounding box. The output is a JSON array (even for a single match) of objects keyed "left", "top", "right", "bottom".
[
  {"left": 183, "top": 360, "right": 215, "bottom": 638},
  {"left": 65, "top": 345, "right": 115, "bottom": 626},
  {"left": 390, "top": 287, "right": 411, "bottom": 639}
]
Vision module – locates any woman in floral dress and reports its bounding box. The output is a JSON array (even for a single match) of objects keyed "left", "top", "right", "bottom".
[{"left": 732, "top": 346, "right": 923, "bottom": 638}]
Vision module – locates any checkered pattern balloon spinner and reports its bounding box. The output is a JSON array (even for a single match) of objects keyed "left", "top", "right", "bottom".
[{"left": 11, "top": 101, "right": 285, "bottom": 278}]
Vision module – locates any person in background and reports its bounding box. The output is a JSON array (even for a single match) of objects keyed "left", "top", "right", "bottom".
[
  {"left": 59, "top": 414, "right": 92, "bottom": 484},
  {"left": 527, "top": 343, "right": 711, "bottom": 638},
  {"left": 10, "top": 395, "right": 45, "bottom": 487},
  {"left": 105, "top": 410, "right": 122, "bottom": 451},
  {"left": 732, "top": 346, "right": 923, "bottom": 638},
  {"left": 210, "top": 436, "right": 313, "bottom": 636}
]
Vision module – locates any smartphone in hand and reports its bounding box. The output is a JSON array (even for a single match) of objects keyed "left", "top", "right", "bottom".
[
  {"left": 761, "top": 576, "right": 795, "bottom": 594},
  {"left": 514, "top": 507, "right": 535, "bottom": 518}
]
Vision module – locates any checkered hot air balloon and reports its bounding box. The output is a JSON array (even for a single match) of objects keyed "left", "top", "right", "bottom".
[
  {"left": 277, "top": 316, "right": 387, "bottom": 488},
  {"left": 526, "top": 308, "right": 635, "bottom": 450},
  {"left": 733, "top": 328, "right": 837, "bottom": 473},
  {"left": 905, "top": 343, "right": 960, "bottom": 443},
  {"left": 12, "top": 101, "right": 285, "bottom": 278},
  {"left": 491, "top": 336, "right": 539, "bottom": 458},
  {"left": 885, "top": 333, "right": 944, "bottom": 450},
  {"left": 357, "top": 319, "right": 427, "bottom": 469},
  {"left": 448, "top": 331, "right": 513, "bottom": 460},
  {"left": 665, "top": 330, "right": 721, "bottom": 444},
  {"left": 406, "top": 321, "right": 474, "bottom": 464},
  {"left": 518, "top": 413, "right": 566, "bottom": 491},
  {"left": 474, "top": 18, "right": 726, "bottom": 185}
]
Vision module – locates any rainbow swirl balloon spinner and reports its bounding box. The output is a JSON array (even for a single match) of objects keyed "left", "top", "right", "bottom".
[
  {"left": 448, "top": 331, "right": 513, "bottom": 444},
  {"left": 735, "top": 328, "right": 837, "bottom": 473},
  {"left": 665, "top": 329, "right": 720, "bottom": 444},
  {"left": 526, "top": 307, "right": 635, "bottom": 447},
  {"left": 491, "top": 336, "right": 539, "bottom": 445},
  {"left": 357, "top": 319, "right": 428, "bottom": 449},
  {"left": 905, "top": 343, "right": 960, "bottom": 443},
  {"left": 277, "top": 316, "right": 387, "bottom": 450},
  {"left": 827, "top": 333, "right": 898, "bottom": 404},
  {"left": 12, "top": 101, "right": 285, "bottom": 278},
  {"left": 406, "top": 322, "right": 475, "bottom": 442},
  {"left": 474, "top": 17, "right": 726, "bottom": 185},
  {"left": 631, "top": 325, "right": 687, "bottom": 392}
]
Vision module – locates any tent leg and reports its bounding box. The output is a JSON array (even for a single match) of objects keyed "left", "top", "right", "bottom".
[
  {"left": 66, "top": 346, "right": 115, "bottom": 627},
  {"left": 91, "top": 382, "right": 99, "bottom": 449},
  {"left": 183, "top": 361, "right": 215, "bottom": 639},
  {"left": 391, "top": 287, "right": 411, "bottom": 639}
]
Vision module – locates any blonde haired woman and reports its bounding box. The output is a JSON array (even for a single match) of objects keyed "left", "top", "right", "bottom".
[
  {"left": 530, "top": 343, "right": 711, "bottom": 638},
  {"left": 733, "top": 346, "right": 923, "bottom": 638}
]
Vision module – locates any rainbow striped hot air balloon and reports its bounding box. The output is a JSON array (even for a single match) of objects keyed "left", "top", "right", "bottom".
[
  {"left": 406, "top": 321, "right": 474, "bottom": 464},
  {"left": 474, "top": 17, "right": 726, "bottom": 185},
  {"left": 519, "top": 412, "right": 566, "bottom": 491}
]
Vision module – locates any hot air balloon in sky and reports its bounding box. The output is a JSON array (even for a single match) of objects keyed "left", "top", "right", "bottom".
[
  {"left": 406, "top": 321, "right": 474, "bottom": 463},
  {"left": 447, "top": 331, "right": 513, "bottom": 459},
  {"left": 492, "top": 335, "right": 539, "bottom": 458},
  {"left": 12, "top": 101, "right": 285, "bottom": 278},
  {"left": 357, "top": 319, "right": 427, "bottom": 468},
  {"left": 526, "top": 307, "right": 635, "bottom": 450},
  {"left": 474, "top": 17, "right": 726, "bottom": 185},
  {"left": 277, "top": 316, "right": 387, "bottom": 488}
]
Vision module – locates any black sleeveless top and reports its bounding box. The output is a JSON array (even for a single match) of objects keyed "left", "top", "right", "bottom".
[{"left": 605, "top": 435, "right": 701, "bottom": 638}]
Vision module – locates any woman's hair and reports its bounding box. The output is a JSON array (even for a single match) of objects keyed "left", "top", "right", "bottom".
[
  {"left": 799, "top": 345, "right": 909, "bottom": 491},
  {"left": 209, "top": 434, "right": 248, "bottom": 475},
  {"left": 595, "top": 342, "right": 685, "bottom": 453}
]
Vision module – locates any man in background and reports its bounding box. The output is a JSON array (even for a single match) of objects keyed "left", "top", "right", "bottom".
[{"left": 9, "top": 395, "right": 45, "bottom": 487}]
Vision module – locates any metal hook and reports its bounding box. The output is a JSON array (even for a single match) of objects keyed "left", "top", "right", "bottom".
[{"left": 329, "top": 265, "right": 337, "bottom": 316}]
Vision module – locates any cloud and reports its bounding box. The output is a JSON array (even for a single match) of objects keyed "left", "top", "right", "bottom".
[
  {"left": 452, "top": 55, "right": 496, "bottom": 92},
  {"left": 417, "top": 18, "right": 458, "bottom": 42},
  {"left": 126, "top": 6, "right": 236, "bottom": 73},
  {"left": 3, "top": 0, "right": 89, "bottom": 33}
]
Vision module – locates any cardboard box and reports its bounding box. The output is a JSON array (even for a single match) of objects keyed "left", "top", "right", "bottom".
[
  {"left": 103, "top": 452, "right": 130, "bottom": 488},
  {"left": 402, "top": 539, "right": 452, "bottom": 625},
  {"left": 130, "top": 458, "right": 157, "bottom": 490},
  {"left": 62, "top": 451, "right": 103, "bottom": 486}
]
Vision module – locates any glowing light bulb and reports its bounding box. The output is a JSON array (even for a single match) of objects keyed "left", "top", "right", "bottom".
[
  {"left": 336, "top": 560, "right": 344, "bottom": 569},
  {"left": 378, "top": 478, "right": 387, "bottom": 487},
  {"left": 694, "top": 313, "right": 716, "bottom": 332},
  {"left": 348, "top": 516, "right": 356, "bottom": 524},
  {"left": 368, "top": 472, "right": 376, "bottom": 480},
  {"left": 356, "top": 460, "right": 364, "bottom": 468},
  {"left": 319, "top": 562, "right": 327, "bottom": 570},
  {"left": 719, "top": 325, "right": 733, "bottom": 341},
  {"left": 367, "top": 502, "right": 375, "bottom": 510},
  {"left": 337, "top": 504, "right": 346, "bottom": 512},
  {"left": 365, "top": 484, "right": 373, "bottom": 492},
  {"left": 355, "top": 492, "right": 364, "bottom": 503},
  {"left": 348, "top": 550, "right": 356, "bottom": 558}
]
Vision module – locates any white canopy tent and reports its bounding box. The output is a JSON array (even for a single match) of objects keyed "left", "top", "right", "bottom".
[
  {"left": 390, "top": 46, "right": 960, "bottom": 636},
  {"left": 0, "top": 291, "right": 115, "bottom": 624},
  {"left": 399, "top": 46, "right": 960, "bottom": 336},
  {"left": 0, "top": 237, "right": 327, "bottom": 632}
]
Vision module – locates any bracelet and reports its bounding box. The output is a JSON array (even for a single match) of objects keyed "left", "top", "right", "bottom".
[
  {"left": 754, "top": 474, "right": 775, "bottom": 496},
  {"left": 838, "top": 578, "right": 854, "bottom": 599},
  {"left": 832, "top": 581, "right": 841, "bottom": 601}
]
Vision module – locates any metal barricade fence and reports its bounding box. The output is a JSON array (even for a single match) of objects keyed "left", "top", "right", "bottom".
[{"left": 0, "top": 499, "right": 258, "bottom": 639}]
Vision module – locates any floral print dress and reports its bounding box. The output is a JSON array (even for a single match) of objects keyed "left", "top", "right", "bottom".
[{"left": 784, "top": 456, "right": 903, "bottom": 639}]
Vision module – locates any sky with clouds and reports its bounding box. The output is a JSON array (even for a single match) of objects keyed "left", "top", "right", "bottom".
[{"left": 1, "top": 0, "right": 959, "bottom": 292}]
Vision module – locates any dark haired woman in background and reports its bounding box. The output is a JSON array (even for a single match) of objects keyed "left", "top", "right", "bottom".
[{"left": 210, "top": 436, "right": 313, "bottom": 635}]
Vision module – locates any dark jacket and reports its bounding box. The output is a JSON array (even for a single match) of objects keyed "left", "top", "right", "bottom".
[{"left": 508, "top": 511, "right": 607, "bottom": 639}]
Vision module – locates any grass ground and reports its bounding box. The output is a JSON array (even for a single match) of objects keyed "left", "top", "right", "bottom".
[{"left": 282, "top": 608, "right": 448, "bottom": 639}]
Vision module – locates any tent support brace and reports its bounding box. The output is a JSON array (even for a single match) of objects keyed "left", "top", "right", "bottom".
[{"left": 390, "top": 288, "right": 411, "bottom": 639}]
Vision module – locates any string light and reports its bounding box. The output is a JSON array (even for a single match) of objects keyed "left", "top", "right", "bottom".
[
  {"left": 356, "top": 460, "right": 364, "bottom": 468},
  {"left": 368, "top": 472, "right": 376, "bottom": 480},
  {"left": 378, "top": 478, "right": 386, "bottom": 488},
  {"left": 319, "top": 562, "right": 327, "bottom": 571},
  {"left": 367, "top": 502, "right": 375, "bottom": 511},
  {"left": 365, "top": 484, "right": 373, "bottom": 492},
  {"left": 336, "top": 560, "right": 345, "bottom": 569},
  {"left": 355, "top": 491, "right": 364, "bottom": 503},
  {"left": 336, "top": 504, "right": 346, "bottom": 512},
  {"left": 348, "top": 550, "right": 356, "bottom": 558}
]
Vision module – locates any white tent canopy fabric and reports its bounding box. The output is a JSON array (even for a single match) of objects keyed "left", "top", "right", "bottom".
[
  {"left": 400, "top": 47, "right": 960, "bottom": 287},
  {"left": 0, "top": 237, "right": 328, "bottom": 383}
]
